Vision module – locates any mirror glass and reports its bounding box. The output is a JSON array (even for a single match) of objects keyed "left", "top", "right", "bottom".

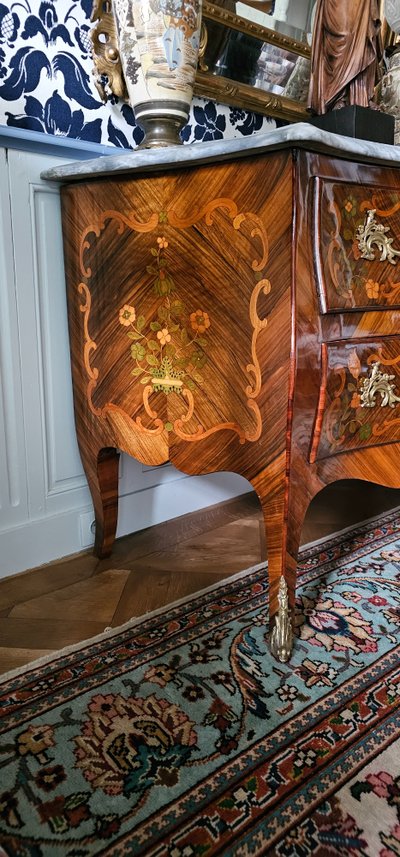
[
  {"left": 202, "top": 0, "right": 314, "bottom": 104},
  {"left": 236, "top": 0, "right": 315, "bottom": 44}
]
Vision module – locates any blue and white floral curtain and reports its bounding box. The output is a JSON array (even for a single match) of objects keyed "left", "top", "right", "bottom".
[{"left": 0, "top": 0, "right": 276, "bottom": 147}]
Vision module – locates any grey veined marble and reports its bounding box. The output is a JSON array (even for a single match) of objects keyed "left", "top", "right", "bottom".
[{"left": 41, "top": 122, "right": 400, "bottom": 183}]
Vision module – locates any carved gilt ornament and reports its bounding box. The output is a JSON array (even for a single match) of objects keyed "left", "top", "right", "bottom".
[
  {"left": 359, "top": 360, "right": 400, "bottom": 408},
  {"left": 356, "top": 208, "right": 400, "bottom": 265},
  {"left": 90, "top": 0, "right": 127, "bottom": 102}
]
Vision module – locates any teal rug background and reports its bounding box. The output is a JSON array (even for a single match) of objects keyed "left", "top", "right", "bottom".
[{"left": 0, "top": 508, "right": 399, "bottom": 855}]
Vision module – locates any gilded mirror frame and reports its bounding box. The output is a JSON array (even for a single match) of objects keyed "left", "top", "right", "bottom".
[{"left": 196, "top": 0, "right": 311, "bottom": 122}]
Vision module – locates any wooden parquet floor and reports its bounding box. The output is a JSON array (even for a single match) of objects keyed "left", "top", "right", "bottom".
[{"left": 1, "top": 480, "right": 400, "bottom": 676}]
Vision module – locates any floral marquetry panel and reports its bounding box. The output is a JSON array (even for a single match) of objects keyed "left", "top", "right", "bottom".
[
  {"left": 311, "top": 340, "right": 400, "bottom": 462},
  {"left": 313, "top": 177, "right": 400, "bottom": 312},
  {"left": 61, "top": 153, "right": 293, "bottom": 475}
]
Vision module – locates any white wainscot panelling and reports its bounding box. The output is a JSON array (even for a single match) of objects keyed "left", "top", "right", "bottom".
[
  {"left": 0, "top": 149, "right": 28, "bottom": 530},
  {"left": 0, "top": 148, "right": 249, "bottom": 580},
  {"left": 32, "top": 181, "right": 88, "bottom": 502},
  {"left": 117, "top": 457, "right": 251, "bottom": 539},
  {"left": 0, "top": 148, "right": 93, "bottom": 578}
]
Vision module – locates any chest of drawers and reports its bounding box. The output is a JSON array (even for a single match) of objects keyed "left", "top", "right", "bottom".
[{"left": 47, "top": 129, "right": 400, "bottom": 661}]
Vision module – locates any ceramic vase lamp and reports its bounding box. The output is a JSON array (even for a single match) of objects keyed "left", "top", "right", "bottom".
[{"left": 90, "top": 0, "right": 202, "bottom": 147}]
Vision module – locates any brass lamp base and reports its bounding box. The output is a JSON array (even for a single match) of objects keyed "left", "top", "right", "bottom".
[
  {"left": 135, "top": 108, "right": 188, "bottom": 148},
  {"left": 135, "top": 111, "right": 187, "bottom": 149}
]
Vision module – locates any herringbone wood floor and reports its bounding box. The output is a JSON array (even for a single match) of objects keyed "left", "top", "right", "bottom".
[{"left": 1, "top": 480, "right": 400, "bottom": 676}]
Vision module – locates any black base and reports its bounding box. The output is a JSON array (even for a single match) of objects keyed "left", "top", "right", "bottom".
[{"left": 308, "top": 105, "right": 394, "bottom": 145}]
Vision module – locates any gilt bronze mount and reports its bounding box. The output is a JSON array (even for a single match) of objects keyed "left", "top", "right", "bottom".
[
  {"left": 270, "top": 576, "right": 293, "bottom": 662},
  {"left": 356, "top": 209, "right": 400, "bottom": 265},
  {"left": 359, "top": 361, "right": 400, "bottom": 408}
]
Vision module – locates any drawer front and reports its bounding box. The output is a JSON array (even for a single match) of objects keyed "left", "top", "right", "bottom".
[
  {"left": 313, "top": 177, "right": 400, "bottom": 313},
  {"left": 311, "top": 339, "right": 400, "bottom": 461}
]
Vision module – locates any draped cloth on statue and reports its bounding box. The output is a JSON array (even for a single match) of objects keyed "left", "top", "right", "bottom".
[{"left": 308, "top": 0, "right": 382, "bottom": 114}]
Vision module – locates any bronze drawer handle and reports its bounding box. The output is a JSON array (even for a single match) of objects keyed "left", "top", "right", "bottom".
[
  {"left": 356, "top": 209, "right": 400, "bottom": 265},
  {"left": 359, "top": 361, "right": 400, "bottom": 408}
]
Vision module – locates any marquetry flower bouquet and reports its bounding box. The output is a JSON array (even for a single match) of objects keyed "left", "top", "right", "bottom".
[
  {"left": 119, "top": 236, "right": 211, "bottom": 395},
  {"left": 327, "top": 348, "right": 372, "bottom": 448}
]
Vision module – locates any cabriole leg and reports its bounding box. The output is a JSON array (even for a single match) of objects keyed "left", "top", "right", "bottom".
[
  {"left": 253, "top": 458, "right": 309, "bottom": 662},
  {"left": 78, "top": 440, "right": 120, "bottom": 559}
]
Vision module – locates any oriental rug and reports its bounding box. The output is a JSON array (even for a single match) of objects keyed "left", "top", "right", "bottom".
[{"left": 0, "top": 510, "right": 400, "bottom": 857}]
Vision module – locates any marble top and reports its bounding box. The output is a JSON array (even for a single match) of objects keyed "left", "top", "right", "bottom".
[{"left": 40, "top": 122, "right": 400, "bottom": 183}]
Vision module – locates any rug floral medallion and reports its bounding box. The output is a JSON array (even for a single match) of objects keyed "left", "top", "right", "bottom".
[{"left": 0, "top": 511, "right": 399, "bottom": 856}]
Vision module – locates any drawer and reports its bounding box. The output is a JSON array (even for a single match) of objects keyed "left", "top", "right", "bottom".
[
  {"left": 313, "top": 176, "right": 400, "bottom": 313},
  {"left": 310, "top": 338, "right": 400, "bottom": 462}
]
